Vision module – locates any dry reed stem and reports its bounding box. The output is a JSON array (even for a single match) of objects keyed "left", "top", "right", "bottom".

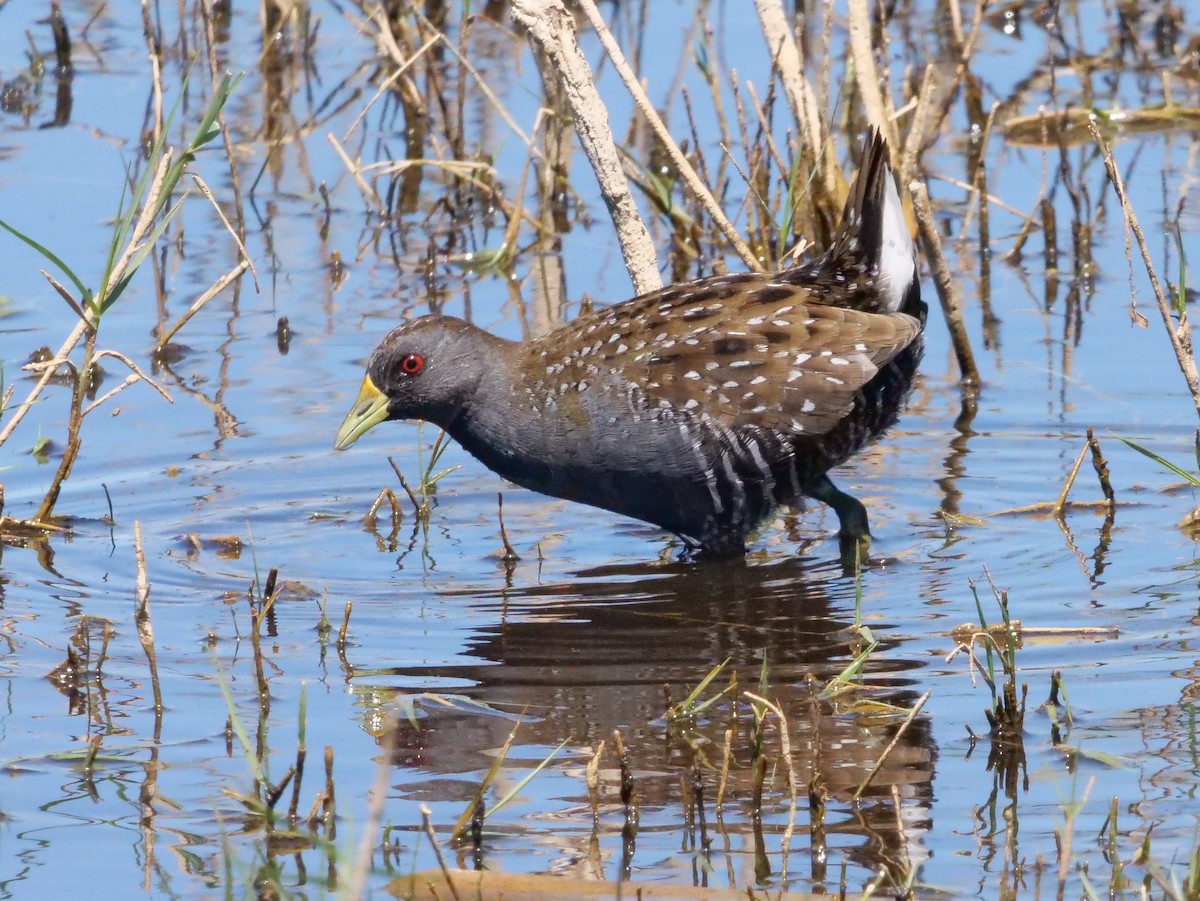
[
  {"left": 847, "top": 0, "right": 897, "bottom": 149},
  {"left": 890, "top": 785, "right": 913, "bottom": 879},
  {"left": 133, "top": 521, "right": 163, "bottom": 713},
  {"left": 140, "top": 0, "right": 163, "bottom": 145},
  {"left": 328, "top": 131, "right": 383, "bottom": 208},
  {"left": 189, "top": 175, "right": 258, "bottom": 289},
  {"left": 753, "top": 0, "right": 835, "bottom": 197},
  {"left": 511, "top": 0, "right": 661, "bottom": 294},
  {"left": 1089, "top": 120, "right": 1200, "bottom": 418},
  {"left": 338, "top": 601, "right": 353, "bottom": 649},
  {"left": 420, "top": 803, "right": 462, "bottom": 901},
  {"left": 87, "top": 351, "right": 169, "bottom": 405},
  {"left": 715, "top": 727, "right": 733, "bottom": 818},
  {"left": 742, "top": 692, "right": 797, "bottom": 877},
  {"left": 155, "top": 259, "right": 252, "bottom": 350},
  {"left": 364, "top": 487, "right": 401, "bottom": 531},
  {"left": 900, "top": 64, "right": 946, "bottom": 185},
  {"left": 852, "top": 689, "right": 930, "bottom": 800},
  {"left": 928, "top": 172, "right": 1033, "bottom": 220},
  {"left": 1052, "top": 438, "right": 1090, "bottom": 516},
  {"left": 82, "top": 377, "right": 142, "bottom": 417},
  {"left": 910, "top": 180, "right": 979, "bottom": 383},
  {"left": 346, "top": 722, "right": 398, "bottom": 901},
  {"left": 342, "top": 31, "right": 440, "bottom": 142},
  {"left": 585, "top": 740, "right": 604, "bottom": 823},
  {"left": 573, "top": 0, "right": 763, "bottom": 273},
  {"left": 496, "top": 492, "right": 520, "bottom": 562},
  {"left": 323, "top": 745, "right": 337, "bottom": 836},
  {"left": 1087, "top": 428, "right": 1115, "bottom": 509},
  {"left": 0, "top": 313, "right": 89, "bottom": 446},
  {"left": 198, "top": 0, "right": 247, "bottom": 242}
]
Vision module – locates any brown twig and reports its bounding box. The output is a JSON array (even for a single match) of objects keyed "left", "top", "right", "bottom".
[
  {"left": 1089, "top": 120, "right": 1200, "bottom": 418},
  {"left": 910, "top": 180, "right": 980, "bottom": 384},
  {"left": 853, "top": 690, "right": 931, "bottom": 800},
  {"left": 496, "top": 492, "right": 520, "bottom": 562},
  {"left": 133, "top": 521, "right": 163, "bottom": 714},
  {"left": 574, "top": 0, "right": 762, "bottom": 273},
  {"left": 511, "top": 0, "right": 662, "bottom": 294}
]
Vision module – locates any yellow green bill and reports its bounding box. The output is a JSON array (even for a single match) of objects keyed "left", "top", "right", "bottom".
[{"left": 334, "top": 375, "right": 390, "bottom": 450}]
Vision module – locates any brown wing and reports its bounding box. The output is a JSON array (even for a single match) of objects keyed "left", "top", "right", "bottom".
[{"left": 536, "top": 273, "right": 921, "bottom": 438}]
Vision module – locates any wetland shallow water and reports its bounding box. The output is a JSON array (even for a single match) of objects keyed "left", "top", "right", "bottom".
[{"left": 2, "top": 1, "right": 1200, "bottom": 898}]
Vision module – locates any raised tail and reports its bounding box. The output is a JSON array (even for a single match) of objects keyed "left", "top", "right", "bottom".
[{"left": 826, "top": 128, "right": 921, "bottom": 317}]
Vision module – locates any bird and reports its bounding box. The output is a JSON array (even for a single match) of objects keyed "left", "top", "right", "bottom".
[{"left": 335, "top": 128, "right": 926, "bottom": 558}]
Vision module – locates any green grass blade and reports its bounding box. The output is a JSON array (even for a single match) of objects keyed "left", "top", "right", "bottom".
[
  {"left": 1117, "top": 436, "right": 1200, "bottom": 487},
  {"left": 485, "top": 737, "right": 570, "bottom": 820},
  {"left": 0, "top": 217, "right": 90, "bottom": 302},
  {"left": 98, "top": 193, "right": 189, "bottom": 314},
  {"left": 211, "top": 654, "right": 267, "bottom": 786}
]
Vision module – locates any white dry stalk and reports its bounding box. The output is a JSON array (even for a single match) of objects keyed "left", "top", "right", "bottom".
[
  {"left": 572, "top": 0, "right": 763, "bottom": 273},
  {"left": 83, "top": 349, "right": 173, "bottom": 417},
  {"left": 1089, "top": 120, "right": 1200, "bottom": 419},
  {"left": 847, "top": 0, "right": 897, "bottom": 148},
  {"left": 511, "top": 0, "right": 662, "bottom": 295},
  {"left": 190, "top": 175, "right": 259, "bottom": 290},
  {"left": 105, "top": 151, "right": 175, "bottom": 301},
  {"left": 133, "top": 519, "right": 162, "bottom": 712},
  {"left": 156, "top": 259, "right": 253, "bottom": 350},
  {"left": 345, "top": 726, "right": 397, "bottom": 901},
  {"left": 328, "top": 131, "right": 383, "bottom": 209},
  {"left": 135, "top": 520, "right": 151, "bottom": 618},
  {"left": 0, "top": 316, "right": 91, "bottom": 448},
  {"left": 342, "top": 29, "right": 440, "bottom": 142},
  {"left": 853, "top": 690, "right": 931, "bottom": 801},
  {"left": 901, "top": 64, "right": 944, "bottom": 185},
  {"left": 361, "top": 158, "right": 495, "bottom": 179},
  {"left": 910, "top": 180, "right": 979, "bottom": 382},
  {"left": 743, "top": 691, "right": 797, "bottom": 878},
  {"left": 753, "top": 0, "right": 836, "bottom": 199}
]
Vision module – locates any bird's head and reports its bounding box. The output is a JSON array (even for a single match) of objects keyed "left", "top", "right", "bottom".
[{"left": 334, "top": 315, "right": 497, "bottom": 450}]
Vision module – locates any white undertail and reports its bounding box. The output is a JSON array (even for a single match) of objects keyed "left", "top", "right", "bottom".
[{"left": 877, "top": 168, "right": 916, "bottom": 313}]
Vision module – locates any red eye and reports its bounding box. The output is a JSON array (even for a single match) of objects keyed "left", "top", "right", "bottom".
[{"left": 400, "top": 353, "right": 424, "bottom": 375}]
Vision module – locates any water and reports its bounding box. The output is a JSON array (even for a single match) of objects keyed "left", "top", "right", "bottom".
[{"left": 1, "top": 1, "right": 1199, "bottom": 898}]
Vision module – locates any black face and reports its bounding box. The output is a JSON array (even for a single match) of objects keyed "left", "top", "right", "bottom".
[
  {"left": 362, "top": 315, "right": 484, "bottom": 426},
  {"left": 366, "top": 334, "right": 433, "bottom": 422},
  {"left": 369, "top": 346, "right": 426, "bottom": 405}
]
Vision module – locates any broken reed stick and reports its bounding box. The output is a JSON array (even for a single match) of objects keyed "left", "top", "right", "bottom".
[
  {"left": 753, "top": 0, "right": 836, "bottom": 201},
  {"left": 1089, "top": 120, "right": 1200, "bottom": 419},
  {"left": 846, "top": 0, "right": 897, "bottom": 149},
  {"left": 134, "top": 521, "right": 164, "bottom": 714},
  {"left": 572, "top": 0, "right": 763, "bottom": 273},
  {"left": 910, "top": 180, "right": 980, "bottom": 384},
  {"left": 510, "top": 0, "right": 662, "bottom": 295},
  {"left": 853, "top": 689, "right": 931, "bottom": 800}
]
